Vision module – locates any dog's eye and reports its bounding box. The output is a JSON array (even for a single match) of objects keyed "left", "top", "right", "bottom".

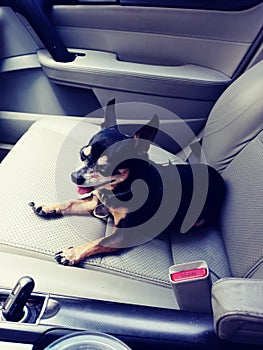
[
  {"left": 80, "top": 150, "right": 88, "bottom": 162},
  {"left": 80, "top": 145, "right": 92, "bottom": 161}
]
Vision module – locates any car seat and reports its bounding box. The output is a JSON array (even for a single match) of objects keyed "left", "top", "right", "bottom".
[
  {"left": 0, "top": 59, "right": 262, "bottom": 344},
  {"left": 202, "top": 59, "right": 263, "bottom": 344}
]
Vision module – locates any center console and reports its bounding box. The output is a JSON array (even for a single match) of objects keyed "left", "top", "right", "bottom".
[{"left": 0, "top": 273, "right": 216, "bottom": 350}]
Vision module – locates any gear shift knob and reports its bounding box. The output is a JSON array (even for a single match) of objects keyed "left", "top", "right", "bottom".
[{"left": 2, "top": 276, "right": 35, "bottom": 322}]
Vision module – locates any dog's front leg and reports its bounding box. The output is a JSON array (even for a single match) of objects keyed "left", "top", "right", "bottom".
[
  {"left": 54, "top": 207, "right": 127, "bottom": 266},
  {"left": 54, "top": 229, "right": 122, "bottom": 266},
  {"left": 29, "top": 196, "right": 98, "bottom": 218}
]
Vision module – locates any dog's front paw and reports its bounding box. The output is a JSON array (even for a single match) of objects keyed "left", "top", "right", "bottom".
[
  {"left": 28, "top": 202, "right": 63, "bottom": 219},
  {"left": 54, "top": 247, "right": 81, "bottom": 266}
]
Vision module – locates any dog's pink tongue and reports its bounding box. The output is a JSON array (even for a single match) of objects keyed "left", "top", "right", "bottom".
[{"left": 77, "top": 186, "right": 93, "bottom": 195}]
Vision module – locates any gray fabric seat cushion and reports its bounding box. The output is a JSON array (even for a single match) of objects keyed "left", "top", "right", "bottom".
[
  {"left": 0, "top": 116, "right": 231, "bottom": 286},
  {"left": 221, "top": 131, "right": 263, "bottom": 278},
  {"left": 0, "top": 117, "right": 174, "bottom": 285},
  {"left": 171, "top": 225, "right": 232, "bottom": 283},
  {"left": 200, "top": 60, "right": 263, "bottom": 279}
]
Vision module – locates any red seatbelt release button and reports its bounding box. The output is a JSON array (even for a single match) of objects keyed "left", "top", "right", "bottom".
[{"left": 170, "top": 267, "right": 208, "bottom": 282}]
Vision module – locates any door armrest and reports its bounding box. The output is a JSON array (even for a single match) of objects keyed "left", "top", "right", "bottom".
[{"left": 37, "top": 49, "right": 230, "bottom": 100}]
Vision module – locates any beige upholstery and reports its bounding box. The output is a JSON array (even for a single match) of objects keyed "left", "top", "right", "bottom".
[
  {"left": 0, "top": 57, "right": 262, "bottom": 338},
  {"left": 202, "top": 60, "right": 263, "bottom": 173},
  {"left": 202, "top": 60, "right": 263, "bottom": 343}
]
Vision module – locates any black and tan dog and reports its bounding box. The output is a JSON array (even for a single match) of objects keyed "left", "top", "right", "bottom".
[{"left": 30, "top": 100, "right": 225, "bottom": 266}]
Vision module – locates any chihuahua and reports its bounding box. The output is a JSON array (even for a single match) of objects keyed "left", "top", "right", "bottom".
[{"left": 30, "top": 100, "right": 225, "bottom": 266}]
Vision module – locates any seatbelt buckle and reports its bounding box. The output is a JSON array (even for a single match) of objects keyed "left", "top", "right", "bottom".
[{"left": 169, "top": 260, "right": 212, "bottom": 313}]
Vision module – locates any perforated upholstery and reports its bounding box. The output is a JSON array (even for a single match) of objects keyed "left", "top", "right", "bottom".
[
  {"left": 221, "top": 133, "right": 263, "bottom": 278},
  {"left": 0, "top": 61, "right": 262, "bottom": 305},
  {"left": 171, "top": 225, "right": 231, "bottom": 283},
  {"left": 0, "top": 117, "right": 178, "bottom": 285},
  {"left": 0, "top": 119, "right": 106, "bottom": 255},
  {"left": 202, "top": 60, "right": 263, "bottom": 278}
]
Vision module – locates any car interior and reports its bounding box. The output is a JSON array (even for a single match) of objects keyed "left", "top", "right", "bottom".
[{"left": 0, "top": 0, "right": 263, "bottom": 349}]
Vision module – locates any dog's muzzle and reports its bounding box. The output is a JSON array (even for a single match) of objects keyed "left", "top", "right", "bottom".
[
  {"left": 71, "top": 170, "right": 86, "bottom": 186},
  {"left": 71, "top": 169, "right": 95, "bottom": 196},
  {"left": 71, "top": 168, "right": 114, "bottom": 197}
]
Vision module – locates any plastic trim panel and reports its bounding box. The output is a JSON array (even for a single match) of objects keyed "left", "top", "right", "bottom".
[{"left": 37, "top": 49, "right": 230, "bottom": 100}]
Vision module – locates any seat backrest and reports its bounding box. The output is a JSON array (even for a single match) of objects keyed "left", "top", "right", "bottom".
[{"left": 201, "top": 60, "right": 263, "bottom": 278}]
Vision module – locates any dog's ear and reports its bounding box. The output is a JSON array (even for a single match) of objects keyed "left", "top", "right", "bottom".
[
  {"left": 101, "top": 99, "right": 118, "bottom": 129},
  {"left": 133, "top": 114, "right": 159, "bottom": 153}
]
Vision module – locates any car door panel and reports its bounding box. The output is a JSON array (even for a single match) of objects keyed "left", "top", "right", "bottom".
[
  {"left": 53, "top": 4, "right": 263, "bottom": 77},
  {"left": 39, "top": 2, "right": 262, "bottom": 149},
  {"left": 0, "top": 0, "right": 262, "bottom": 155}
]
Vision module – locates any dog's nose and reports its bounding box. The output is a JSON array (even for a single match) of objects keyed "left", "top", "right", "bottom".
[{"left": 71, "top": 171, "right": 85, "bottom": 185}]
